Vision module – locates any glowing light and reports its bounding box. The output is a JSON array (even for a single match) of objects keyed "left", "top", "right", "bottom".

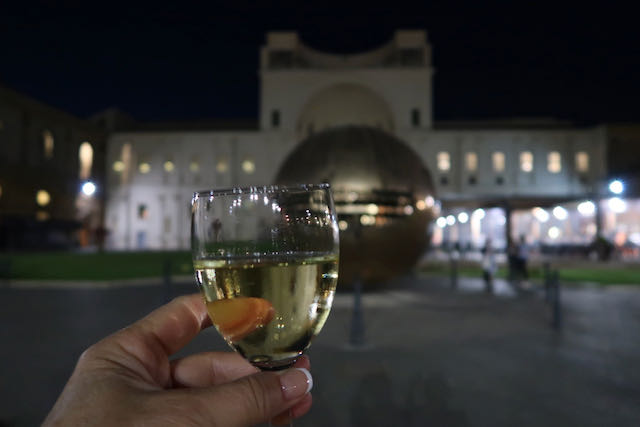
[
  {"left": 577, "top": 201, "right": 595, "bottom": 216},
  {"left": 425, "top": 196, "right": 435, "bottom": 207},
  {"left": 81, "top": 181, "right": 96, "bottom": 196},
  {"left": 36, "top": 211, "right": 50, "bottom": 221},
  {"left": 242, "top": 159, "right": 255, "bottom": 174},
  {"left": 189, "top": 161, "right": 200, "bottom": 172},
  {"left": 446, "top": 215, "right": 456, "bottom": 226},
  {"left": 404, "top": 205, "right": 414, "bottom": 215},
  {"left": 163, "top": 161, "right": 175, "bottom": 172},
  {"left": 216, "top": 159, "right": 228, "bottom": 173},
  {"left": 113, "top": 161, "right": 125, "bottom": 172},
  {"left": 139, "top": 162, "right": 151, "bottom": 174},
  {"left": 338, "top": 220, "right": 348, "bottom": 231},
  {"left": 608, "top": 197, "right": 627, "bottom": 213},
  {"left": 36, "top": 190, "right": 50, "bottom": 206},
  {"left": 457, "top": 212, "right": 469, "bottom": 224},
  {"left": 416, "top": 200, "right": 426, "bottom": 211},
  {"left": 532, "top": 207, "right": 549, "bottom": 223},
  {"left": 360, "top": 215, "right": 376, "bottom": 226},
  {"left": 548, "top": 226, "right": 561, "bottom": 239},
  {"left": 496, "top": 214, "right": 506, "bottom": 226},
  {"left": 552, "top": 206, "right": 568, "bottom": 220},
  {"left": 366, "top": 203, "right": 379, "bottom": 215},
  {"left": 346, "top": 192, "right": 359, "bottom": 202},
  {"left": 629, "top": 232, "right": 640, "bottom": 246},
  {"left": 609, "top": 180, "right": 624, "bottom": 195},
  {"left": 436, "top": 217, "right": 447, "bottom": 228},
  {"left": 472, "top": 208, "right": 485, "bottom": 220}
]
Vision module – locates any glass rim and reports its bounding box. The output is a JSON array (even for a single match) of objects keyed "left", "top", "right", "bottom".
[{"left": 193, "top": 183, "right": 331, "bottom": 199}]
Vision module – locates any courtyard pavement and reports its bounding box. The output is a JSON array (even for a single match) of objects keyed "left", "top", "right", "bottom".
[{"left": 1, "top": 274, "right": 639, "bottom": 426}]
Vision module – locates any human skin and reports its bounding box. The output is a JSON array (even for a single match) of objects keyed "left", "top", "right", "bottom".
[{"left": 43, "top": 294, "right": 313, "bottom": 426}]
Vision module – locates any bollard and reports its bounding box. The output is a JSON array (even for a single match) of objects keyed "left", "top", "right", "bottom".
[
  {"left": 551, "top": 270, "right": 562, "bottom": 330},
  {"left": 349, "top": 279, "right": 366, "bottom": 347},
  {"left": 163, "top": 259, "right": 172, "bottom": 303}
]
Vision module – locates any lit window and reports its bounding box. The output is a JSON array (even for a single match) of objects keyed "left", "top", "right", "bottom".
[
  {"left": 216, "top": 159, "right": 229, "bottom": 173},
  {"left": 163, "top": 160, "right": 175, "bottom": 173},
  {"left": 492, "top": 151, "right": 505, "bottom": 172},
  {"left": 36, "top": 189, "right": 51, "bottom": 206},
  {"left": 113, "top": 161, "right": 125, "bottom": 172},
  {"left": 548, "top": 151, "right": 562, "bottom": 173},
  {"left": 43, "top": 130, "right": 54, "bottom": 159},
  {"left": 520, "top": 151, "right": 533, "bottom": 172},
  {"left": 139, "top": 161, "right": 151, "bottom": 174},
  {"left": 575, "top": 151, "right": 589, "bottom": 173},
  {"left": 437, "top": 152, "right": 450, "bottom": 171},
  {"left": 189, "top": 160, "right": 200, "bottom": 173},
  {"left": 465, "top": 152, "right": 477, "bottom": 172},
  {"left": 79, "top": 142, "right": 93, "bottom": 180},
  {"left": 242, "top": 159, "right": 255, "bottom": 174}
]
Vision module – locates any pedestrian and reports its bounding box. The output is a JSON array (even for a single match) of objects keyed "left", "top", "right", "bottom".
[{"left": 481, "top": 238, "right": 497, "bottom": 293}]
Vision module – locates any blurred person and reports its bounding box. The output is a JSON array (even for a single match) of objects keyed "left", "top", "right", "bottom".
[
  {"left": 481, "top": 238, "right": 497, "bottom": 293},
  {"left": 44, "top": 294, "right": 313, "bottom": 427},
  {"left": 515, "top": 235, "right": 530, "bottom": 287}
]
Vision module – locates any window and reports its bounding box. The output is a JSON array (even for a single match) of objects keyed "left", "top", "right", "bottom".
[
  {"left": 216, "top": 158, "right": 229, "bottom": 173},
  {"left": 411, "top": 109, "right": 420, "bottom": 127},
  {"left": 43, "top": 130, "right": 54, "bottom": 159},
  {"left": 138, "top": 204, "right": 148, "bottom": 219},
  {"left": 465, "top": 152, "right": 478, "bottom": 172},
  {"left": 36, "top": 189, "right": 51, "bottom": 206},
  {"left": 437, "top": 152, "right": 450, "bottom": 171},
  {"left": 548, "top": 151, "right": 562, "bottom": 173},
  {"left": 163, "top": 159, "right": 175, "bottom": 173},
  {"left": 271, "top": 110, "right": 280, "bottom": 128},
  {"left": 520, "top": 151, "right": 533, "bottom": 172},
  {"left": 79, "top": 142, "right": 93, "bottom": 179},
  {"left": 492, "top": 151, "right": 505, "bottom": 172},
  {"left": 575, "top": 151, "right": 589, "bottom": 173},
  {"left": 242, "top": 159, "right": 255, "bottom": 174}
]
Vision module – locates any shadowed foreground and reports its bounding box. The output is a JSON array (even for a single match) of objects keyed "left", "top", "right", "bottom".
[{"left": 0, "top": 275, "right": 638, "bottom": 426}]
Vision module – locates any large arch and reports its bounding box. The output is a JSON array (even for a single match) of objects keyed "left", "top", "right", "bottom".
[{"left": 296, "top": 83, "right": 394, "bottom": 141}]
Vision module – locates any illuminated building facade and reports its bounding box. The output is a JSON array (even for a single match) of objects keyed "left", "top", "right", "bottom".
[
  {"left": 0, "top": 85, "right": 105, "bottom": 250},
  {"left": 101, "top": 30, "right": 623, "bottom": 251}
]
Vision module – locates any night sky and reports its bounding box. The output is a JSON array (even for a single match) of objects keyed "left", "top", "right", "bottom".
[{"left": 1, "top": 2, "right": 638, "bottom": 124}]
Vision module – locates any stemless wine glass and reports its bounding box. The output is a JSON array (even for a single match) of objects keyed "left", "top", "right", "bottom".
[{"left": 191, "top": 184, "right": 339, "bottom": 372}]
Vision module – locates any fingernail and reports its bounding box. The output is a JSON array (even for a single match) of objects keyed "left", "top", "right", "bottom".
[{"left": 278, "top": 368, "right": 313, "bottom": 400}]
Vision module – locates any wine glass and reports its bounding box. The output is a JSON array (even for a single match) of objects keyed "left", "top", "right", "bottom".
[{"left": 191, "top": 184, "right": 339, "bottom": 372}]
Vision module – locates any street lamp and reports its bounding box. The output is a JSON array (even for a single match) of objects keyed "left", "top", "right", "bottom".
[
  {"left": 609, "top": 179, "right": 624, "bottom": 195},
  {"left": 82, "top": 181, "right": 96, "bottom": 197}
]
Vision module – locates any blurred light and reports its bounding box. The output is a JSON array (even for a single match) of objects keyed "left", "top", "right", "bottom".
[
  {"left": 366, "top": 203, "right": 379, "bottom": 215},
  {"left": 36, "top": 189, "right": 50, "bottom": 206},
  {"left": 416, "top": 200, "right": 427, "bottom": 211},
  {"left": 338, "top": 220, "right": 348, "bottom": 231},
  {"left": 629, "top": 232, "right": 640, "bottom": 246},
  {"left": 139, "top": 162, "right": 151, "bottom": 174},
  {"left": 552, "top": 206, "right": 568, "bottom": 220},
  {"left": 189, "top": 161, "right": 200, "bottom": 173},
  {"left": 457, "top": 212, "right": 469, "bottom": 224},
  {"left": 163, "top": 161, "right": 175, "bottom": 172},
  {"left": 496, "top": 214, "right": 506, "bottom": 226},
  {"left": 532, "top": 207, "right": 549, "bottom": 223},
  {"left": 216, "top": 159, "right": 229, "bottom": 173},
  {"left": 609, "top": 179, "right": 624, "bottom": 195},
  {"left": 242, "top": 159, "right": 255, "bottom": 174},
  {"left": 360, "top": 215, "right": 375, "bottom": 226},
  {"left": 81, "top": 181, "right": 96, "bottom": 196},
  {"left": 404, "top": 205, "right": 414, "bottom": 215},
  {"left": 608, "top": 197, "right": 627, "bottom": 213},
  {"left": 425, "top": 196, "right": 435, "bottom": 207},
  {"left": 346, "top": 192, "right": 359, "bottom": 202},
  {"left": 436, "top": 217, "right": 447, "bottom": 228},
  {"left": 446, "top": 215, "right": 456, "bottom": 226},
  {"left": 548, "top": 226, "right": 561, "bottom": 239},
  {"left": 586, "top": 223, "right": 597, "bottom": 236},
  {"left": 113, "top": 161, "right": 125, "bottom": 172},
  {"left": 36, "top": 211, "right": 50, "bottom": 221},
  {"left": 472, "top": 208, "right": 485, "bottom": 220},
  {"left": 577, "top": 200, "right": 595, "bottom": 216}
]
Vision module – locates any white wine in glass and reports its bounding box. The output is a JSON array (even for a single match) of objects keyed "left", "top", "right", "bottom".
[{"left": 191, "top": 184, "right": 339, "bottom": 370}]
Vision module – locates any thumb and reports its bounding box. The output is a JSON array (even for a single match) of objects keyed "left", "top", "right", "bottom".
[{"left": 198, "top": 367, "right": 313, "bottom": 426}]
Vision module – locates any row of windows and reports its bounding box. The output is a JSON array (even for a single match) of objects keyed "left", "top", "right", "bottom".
[
  {"left": 112, "top": 156, "right": 256, "bottom": 176},
  {"left": 436, "top": 150, "right": 589, "bottom": 174}
]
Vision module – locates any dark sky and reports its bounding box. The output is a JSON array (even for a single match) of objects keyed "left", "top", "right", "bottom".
[{"left": 1, "top": 2, "right": 638, "bottom": 124}]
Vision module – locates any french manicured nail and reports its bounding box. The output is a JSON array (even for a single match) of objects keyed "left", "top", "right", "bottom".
[{"left": 278, "top": 368, "right": 313, "bottom": 400}]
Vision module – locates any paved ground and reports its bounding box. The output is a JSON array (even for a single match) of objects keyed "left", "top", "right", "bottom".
[{"left": 1, "top": 275, "right": 639, "bottom": 426}]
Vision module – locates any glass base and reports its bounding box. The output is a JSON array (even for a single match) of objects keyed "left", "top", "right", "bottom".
[{"left": 250, "top": 355, "right": 300, "bottom": 371}]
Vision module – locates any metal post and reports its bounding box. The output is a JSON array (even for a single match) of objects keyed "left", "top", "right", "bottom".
[{"left": 349, "top": 279, "right": 366, "bottom": 347}]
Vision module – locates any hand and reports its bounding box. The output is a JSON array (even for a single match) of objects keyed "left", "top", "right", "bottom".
[{"left": 43, "top": 294, "right": 313, "bottom": 426}]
